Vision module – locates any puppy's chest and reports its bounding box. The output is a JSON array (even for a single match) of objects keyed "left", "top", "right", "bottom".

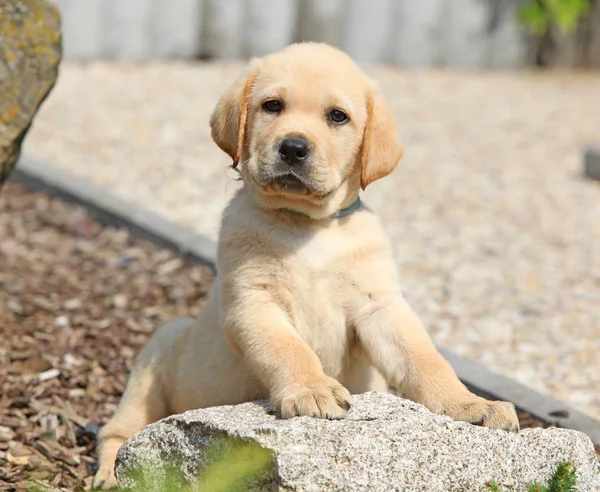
[
  {"left": 286, "top": 283, "right": 350, "bottom": 377},
  {"left": 278, "top": 234, "right": 360, "bottom": 375},
  {"left": 293, "top": 230, "right": 356, "bottom": 271}
]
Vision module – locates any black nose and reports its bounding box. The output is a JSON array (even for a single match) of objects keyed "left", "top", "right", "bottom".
[{"left": 278, "top": 137, "right": 310, "bottom": 166}]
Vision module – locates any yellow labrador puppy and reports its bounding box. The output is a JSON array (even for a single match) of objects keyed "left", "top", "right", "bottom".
[{"left": 94, "top": 42, "right": 518, "bottom": 488}]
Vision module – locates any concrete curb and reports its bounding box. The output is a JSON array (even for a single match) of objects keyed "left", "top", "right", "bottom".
[
  {"left": 10, "top": 155, "right": 600, "bottom": 446},
  {"left": 10, "top": 156, "right": 217, "bottom": 270},
  {"left": 439, "top": 349, "right": 600, "bottom": 445}
]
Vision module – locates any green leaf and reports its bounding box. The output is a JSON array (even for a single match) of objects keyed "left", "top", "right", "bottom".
[
  {"left": 517, "top": 0, "right": 591, "bottom": 36},
  {"left": 518, "top": 1, "right": 549, "bottom": 35},
  {"left": 545, "top": 0, "right": 590, "bottom": 32}
]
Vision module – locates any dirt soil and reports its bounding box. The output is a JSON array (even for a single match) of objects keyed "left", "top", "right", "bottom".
[{"left": 0, "top": 184, "right": 595, "bottom": 491}]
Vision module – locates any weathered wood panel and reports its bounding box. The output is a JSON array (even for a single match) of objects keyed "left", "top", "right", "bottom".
[
  {"left": 341, "top": 0, "right": 395, "bottom": 64},
  {"left": 486, "top": 0, "right": 528, "bottom": 68},
  {"left": 200, "top": 0, "right": 245, "bottom": 59},
  {"left": 101, "top": 0, "right": 154, "bottom": 58},
  {"left": 588, "top": 3, "right": 600, "bottom": 66},
  {"left": 246, "top": 0, "right": 299, "bottom": 57},
  {"left": 150, "top": 0, "right": 203, "bottom": 58},
  {"left": 441, "top": 0, "right": 490, "bottom": 67},
  {"left": 392, "top": 0, "right": 444, "bottom": 66},
  {"left": 296, "top": 0, "right": 345, "bottom": 46},
  {"left": 52, "top": 0, "right": 600, "bottom": 68},
  {"left": 53, "top": 0, "right": 103, "bottom": 59}
]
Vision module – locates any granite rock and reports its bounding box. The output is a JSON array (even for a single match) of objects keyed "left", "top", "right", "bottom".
[{"left": 116, "top": 392, "right": 600, "bottom": 491}]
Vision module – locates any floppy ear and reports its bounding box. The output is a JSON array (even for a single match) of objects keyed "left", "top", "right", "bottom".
[
  {"left": 360, "top": 88, "right": 403, "bottom": 190},
  {"left": 210, "top": 66, "right": 259, "bottom": 167}
]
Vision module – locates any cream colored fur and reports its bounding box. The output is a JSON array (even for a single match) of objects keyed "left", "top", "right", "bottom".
[{"left": 93, "top": 43, "right": 518, "bottom": 489}]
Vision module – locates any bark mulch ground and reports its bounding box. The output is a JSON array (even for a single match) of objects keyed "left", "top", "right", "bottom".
[
  {"left": 0, "top": 183, "right": 595, "bottom": 491},
  {"left": 1, "top": 184, "right": 212, "bottom": 491}
]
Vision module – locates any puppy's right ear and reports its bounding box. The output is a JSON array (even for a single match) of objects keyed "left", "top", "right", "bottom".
[{"left": 210, "top": 65, "right": 259, "bottom": 168}]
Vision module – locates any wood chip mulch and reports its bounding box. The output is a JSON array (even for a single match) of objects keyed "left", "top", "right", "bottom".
[
  {"left": 1, "top": 183, "right": 212, "bottom": 491},
  {"left": 0, "top": 183, "right": 596, "bottom": 491}
]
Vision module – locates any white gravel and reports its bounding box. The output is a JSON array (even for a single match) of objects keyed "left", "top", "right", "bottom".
[{"left": 24, "top": 62, "right": 600, "bottom": 419}]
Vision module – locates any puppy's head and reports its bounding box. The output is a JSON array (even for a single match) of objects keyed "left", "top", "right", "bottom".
[{"left": 210, "top": 43, "right": 403, "bottom": 215}]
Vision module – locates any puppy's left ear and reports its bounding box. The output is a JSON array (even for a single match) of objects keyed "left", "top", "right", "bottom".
[
  {"left": 360, "top": 87, "right": 403, "bottom": 190},
  {"left": 210, "top": 64, "right": 259, "bottom": 167}
]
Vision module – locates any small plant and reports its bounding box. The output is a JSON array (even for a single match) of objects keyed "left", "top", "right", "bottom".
[
  {"left": 484, "top": 460, "right": 577, "bottom": 492},
  {"left": 484, "top": 480, "right": 502, "bottom": 491},
  {"left": 118, "top": 437, "right": 275, "bottom": 492},
  {"left": 518, "top": 0, "right": 591, "bottom": 35},
  {"left": 196, "top": 437, "right": 275, "bottom": 491}
]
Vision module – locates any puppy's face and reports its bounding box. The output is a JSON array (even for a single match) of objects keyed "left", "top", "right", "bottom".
[
  {"left": 211, "top": 43, "right": 403, "bottom": 209},
  {"left": 246, "top": 53, "right": 368, "bottom": 199}
]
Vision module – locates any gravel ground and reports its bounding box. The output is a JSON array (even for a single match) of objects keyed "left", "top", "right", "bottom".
[
  {"left": 23, "top": 62, "right": 600, "bottom": 419},
  {"left": 0, "top": 184, "right": 594, "bottom": 490}
]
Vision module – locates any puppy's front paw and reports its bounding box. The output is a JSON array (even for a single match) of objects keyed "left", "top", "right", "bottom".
[
  {"left": 277, "top": 376, "right": 352, "bottom": 420},
  {"left": 92, "top": 464, "right": 118, "bottom": 490},
  {"left": 447, "top": 396, "right": 519, "bottom": 432}
]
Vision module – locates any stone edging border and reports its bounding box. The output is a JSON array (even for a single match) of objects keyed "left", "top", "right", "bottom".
[
  {"left": 9, "top": 155, "right": 600, "bottom": 446},
  {"left": 10, "top": 156, "right": 217, "bottom": 270}
]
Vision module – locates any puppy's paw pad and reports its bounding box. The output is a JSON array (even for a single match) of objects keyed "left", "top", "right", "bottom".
[{"left": 279, "top": 377, "right": 351, "bottom": 420}]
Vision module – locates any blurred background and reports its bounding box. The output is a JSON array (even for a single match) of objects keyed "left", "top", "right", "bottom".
[
  {"left": 55, "top": 0, "right": 600, "bottom": 67},
  {"left": 1, "top": 1, "right": 599, "bottom": 488}
]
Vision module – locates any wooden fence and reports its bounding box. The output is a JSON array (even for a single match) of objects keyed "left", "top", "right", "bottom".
[{"left": 54, "top": 0, "right": 600, "bottom": 67}]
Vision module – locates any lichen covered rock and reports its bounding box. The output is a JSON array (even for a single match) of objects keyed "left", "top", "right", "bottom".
[{"left": 0, "top": 0, "right": 61, "bottom": 186}]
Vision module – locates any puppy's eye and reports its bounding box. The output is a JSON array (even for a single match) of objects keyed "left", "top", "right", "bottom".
[
  {"left": 329, "top": 109, "right": 349, "bottom": 124},
  {"left": 263, "top": 99, "right": 283, "bottom": 113}
]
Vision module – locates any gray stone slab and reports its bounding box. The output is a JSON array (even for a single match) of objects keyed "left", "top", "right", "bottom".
[
  {"left": 584, "top": 147, "right": 600, "bottom": 180},
  {"left": 10, "top": 155, "right": 600, "bottom": 448}
]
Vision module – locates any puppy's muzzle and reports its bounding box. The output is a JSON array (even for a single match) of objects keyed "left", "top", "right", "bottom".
[{"left": 278, "top": 137, "right": 310, "bottom": 167}]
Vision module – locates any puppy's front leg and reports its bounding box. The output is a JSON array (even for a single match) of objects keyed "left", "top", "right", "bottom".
[
  {"left": 353, "top": 294, "right": 519, "bottom": 431},
  {"left": 226, "top": 299, "right": 351, "bottom": 419}
]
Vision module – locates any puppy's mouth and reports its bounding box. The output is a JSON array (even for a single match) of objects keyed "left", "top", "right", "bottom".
[
  {"left": 256, "top": 169, "right": 315, "bottom": 195},
  {"left": 272, "top": 174, "right": 307, "bottom": 192},
  {"left": 251, "top": 160, "right": 333, "bottom": 199}
]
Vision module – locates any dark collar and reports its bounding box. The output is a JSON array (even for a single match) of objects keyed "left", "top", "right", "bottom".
[{"left": 278, "top": 196, "right": 362, "bottom": 219}]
